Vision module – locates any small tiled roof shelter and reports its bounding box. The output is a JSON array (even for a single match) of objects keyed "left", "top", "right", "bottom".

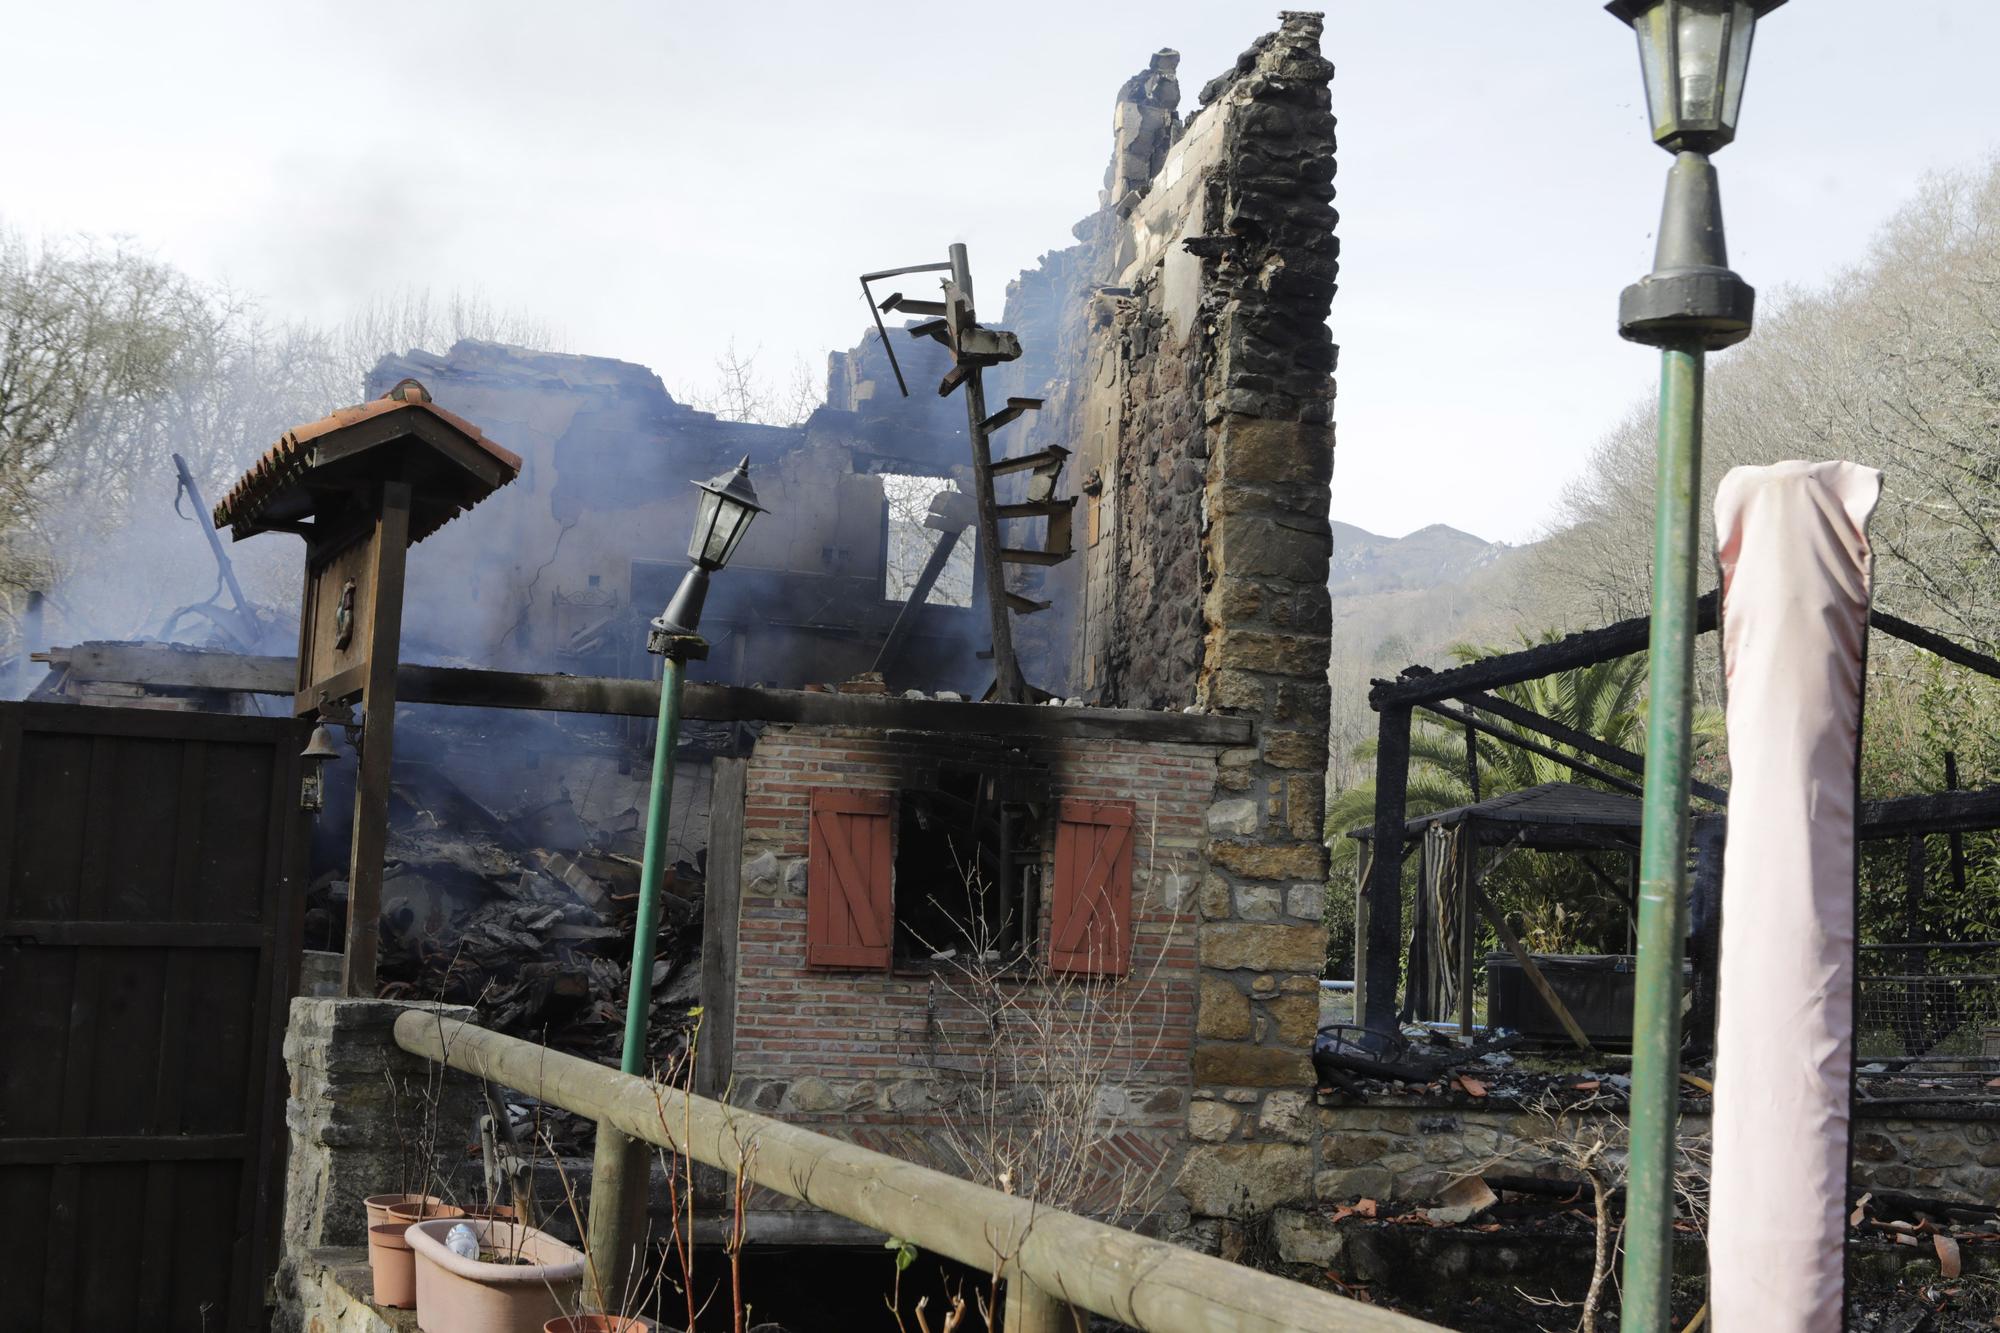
[{"left": 214, "top": 378, "right": 519, "bottom": 994}]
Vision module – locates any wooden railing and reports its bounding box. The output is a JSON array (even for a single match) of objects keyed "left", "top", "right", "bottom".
[{"left": 393, "top": 1012, "right": 1436, "bottom": 1332}]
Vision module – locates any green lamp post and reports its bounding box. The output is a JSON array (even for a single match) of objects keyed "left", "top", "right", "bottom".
[
  {"left": 620, "top": 455, "right": 766, "bottom": 1072},
  {"left": 587, "top": 455, "right": 765, "bottom": 1308},
  {"left": 1603, "top": 1, "right": 1783, "bottom": 1324}
]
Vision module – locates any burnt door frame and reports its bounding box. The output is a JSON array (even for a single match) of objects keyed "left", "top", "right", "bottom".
[{"left": 0, "top": 701, "right": 310, "bottom": 1332}]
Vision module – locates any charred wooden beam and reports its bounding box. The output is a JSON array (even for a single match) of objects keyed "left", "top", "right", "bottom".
[
  {"left": 42, "top": 643, "right": 1253, "bottom": 745},
  {"left": 1368, "top": 593, "right": 1720, "bottom": 710},
  {"left": 1860, "top": 789, "right": 2000, "bottom": 839},
  {"left": 1470, "top": 877, "right": 1595, "bottom": 1055},
  {"left": 1685, "top": 819, "right": 1726, "bottom": 1060},
  {"left": 1461, "top": 689, "right": 1728, "bottom": 806},
  {"left": 1360, "top": 705, "right": 1412, "bottom": 1032},
  {"left": 1871, "top": 609, "right": 2000, "bottom": 681},
  {"left": 1421, "top": 702, "right": 1645, "bottom": 799},
  {"left": 1371, "top": 598, "right": 1996, "bottom": 713}
]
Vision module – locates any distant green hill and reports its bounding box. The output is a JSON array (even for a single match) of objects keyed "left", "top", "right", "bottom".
[
  {"left": 1326, "top": 521, "right": 1537, "bottom": 789},
  {"left": 1330, "top": 521, "right": 1515, "bottom": 596}
]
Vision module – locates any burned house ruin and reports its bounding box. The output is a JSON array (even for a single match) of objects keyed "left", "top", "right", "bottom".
[
  {"left": 9, "top": 12, "right": 2000, "bottom": 1331},
  {"left": 5, "top": 17, "right": 1342, "bottom": 1323}
]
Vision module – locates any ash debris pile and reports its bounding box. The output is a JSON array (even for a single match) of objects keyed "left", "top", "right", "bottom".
[{"left": 307, "top": 705, "right": 724, "bottom": 1066}]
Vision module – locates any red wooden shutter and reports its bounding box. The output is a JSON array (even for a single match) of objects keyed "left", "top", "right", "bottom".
[
  {"left": 1049, "top": 798, "right": 1134, "bottom": 976},
  {"left": 807, "top": 789, "right": 894, "bottom": 969}
]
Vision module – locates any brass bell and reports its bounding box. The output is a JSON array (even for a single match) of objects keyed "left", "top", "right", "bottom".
[{"left": 300, "top": 724, "right": 343, "bottom": 812}]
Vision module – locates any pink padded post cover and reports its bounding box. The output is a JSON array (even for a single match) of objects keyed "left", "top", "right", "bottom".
[{"left": 1710, "top": 461, "right": 1881, "bottom": 1330}]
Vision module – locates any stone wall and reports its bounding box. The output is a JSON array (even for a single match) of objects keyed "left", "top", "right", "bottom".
[
  {"left": 1289, "top": 1096, "right": 2000, "bottom": 1265},
  {"left": 279, "top": 998, "right": 479, "bottom": 1251},
  {"left": 972, "top": 26, "right": 1342, "bottom": 1237},
  {"left": 1176, "top": 13, "right": 1339, "bottom": 1247}
]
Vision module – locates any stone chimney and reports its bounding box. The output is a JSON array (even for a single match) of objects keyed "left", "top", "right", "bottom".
[{"left": 1103, "top": 48, "right": 1182, "bottom": 213}]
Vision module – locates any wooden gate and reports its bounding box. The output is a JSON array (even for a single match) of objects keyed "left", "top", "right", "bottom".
[{"left": 0, "top": 702, "right": 309, "bottom": 1332}]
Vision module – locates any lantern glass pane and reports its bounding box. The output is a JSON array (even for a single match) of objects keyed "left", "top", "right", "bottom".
[
  {"left": 689, "top": 487, "right": 724, "bottom": 564},
  {"left": 1673, "top": 5, "right": 1727, "bottom": 130},
  {"left": 1718, "top": 0, "right": 1756, "bottom": 131},
  {"left": 716, "top": 501, "right": 757, "bottom": 567},
  {"left": 1636, "top": 7, "right": 1675, "bottom": 143}
]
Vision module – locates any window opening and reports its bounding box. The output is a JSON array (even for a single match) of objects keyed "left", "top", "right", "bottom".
[
  {"left": 882, "top": 474, "right": 975, "bottom": 608},
  {"left": 894, "top": 761, "right": 1045, "bottom": 965}
]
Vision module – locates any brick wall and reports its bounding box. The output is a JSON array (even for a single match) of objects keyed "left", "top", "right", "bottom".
[{"left": 727, "top": 722, "right": 1217, "bottom": 1219}]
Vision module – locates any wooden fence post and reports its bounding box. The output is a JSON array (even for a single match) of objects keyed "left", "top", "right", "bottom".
[{"left": 1004, "top": 1276, "right": 1082, "bottom": 1333}]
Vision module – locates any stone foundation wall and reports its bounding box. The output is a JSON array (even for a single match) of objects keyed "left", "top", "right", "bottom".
[
  {"left": 1310, "top": 1098, "right": 2000, "bottom": 1213},
  {"left": 279, "top": 998, "right": 479, "bottom": 1250}
]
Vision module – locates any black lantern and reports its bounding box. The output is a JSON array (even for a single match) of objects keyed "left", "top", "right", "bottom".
[
  {"left": 1608, "top": 0, "right": 1786, "bottom": 349},
  {"left": 651, "top": 457, "right": 766, "bottom": 654},
  {"left": 687, "top": 455, "right": 766, "bottom": 571},
  {"left": 1605, "top": 0, "right": 1785, "bottom": 155}
]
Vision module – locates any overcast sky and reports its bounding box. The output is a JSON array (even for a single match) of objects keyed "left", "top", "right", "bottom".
[{"left": 5, "top": 2, "right": 1997, "bottom": 544}]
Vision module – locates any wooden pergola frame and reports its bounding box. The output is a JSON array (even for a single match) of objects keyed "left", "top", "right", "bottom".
[{"left": 1353, "top": 591, "right": 2000, "bottom": 1037}]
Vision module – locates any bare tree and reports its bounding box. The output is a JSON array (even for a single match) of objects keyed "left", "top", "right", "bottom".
[
  {"left": 0, "top": 226, "right": 567, "bottom": 661},
  {"left": 914, "top": 841, "right": 1187, "bottom": 1228},
  {"left": 0, "top": 230, "right": 201, "bottom": 579},
  {"left": 675, "top": 339, "right": 822, "bottom": 429},
  {"left": 324, "top": 286, "right": 566, "bottom": 403}
]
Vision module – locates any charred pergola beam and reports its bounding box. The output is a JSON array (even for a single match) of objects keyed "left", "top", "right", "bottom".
[
  {"left": 1354, "top": 595, "right": 2000, "bottom": 1036},
  {"left": 1459, "top": 689, "right": 1729, "bottom": 807},
  {"left": 1869, "top": 609, "right": 2000, "bottom": 682},
  {"left": 1422, "top": 701, "right": 1646, "bottom": 799},
  {"left": 1371, "top": 594, "right": 2000, "bottom": 712},
  {"left": 1860, "top": 788, "right": 2000, "bottom": 840},
  {"left": 1368, "top": 593, "right": 1721, "bottom": 710}
]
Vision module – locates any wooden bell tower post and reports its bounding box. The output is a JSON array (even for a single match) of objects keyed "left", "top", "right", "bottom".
[{"left": 213, "top": 379, "right": 521, "bottom": 995}]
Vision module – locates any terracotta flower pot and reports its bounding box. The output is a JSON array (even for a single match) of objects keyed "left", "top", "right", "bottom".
[
  {"left": 407, "top": 1218, "right": 586, "bottom": 1333},
  {"left": 461, "top": 1202, "right": 519, "bottom": 1222},
  {"left": 388, "top": 1198, "right": 467, "bottom": 1225},
  {"left": 544, "top": 1317, "right": 646, "bottom": 1333},
  {"left": 367, "top": 1223, "right": 418, "bottom": 1309},
  {"left": 366, "top": 1192, "right": 446, "bottom": 1230}
]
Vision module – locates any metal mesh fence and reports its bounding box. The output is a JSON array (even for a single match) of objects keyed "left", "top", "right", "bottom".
[{"left": 1855, "top": 944, "right": 2000, "bottom": 1061}]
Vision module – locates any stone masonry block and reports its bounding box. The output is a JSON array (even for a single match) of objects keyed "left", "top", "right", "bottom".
[
  {"left": 1209, "top": 839, "right": 1325, "bottom": 882},
  {"left": 1177, "top": 1143, "right": 1314, "bottom": 1215},
  {"left": 1275, "top": 1208, "right": 1347, "bottom": 1267},
  {"left": 1262, "top": 993, "right": 1320, "bottom": 1047},
  {"left": 1199, "top": 872, "right": 1234, "bottom": 920},
  {"left": 1197, "top": 974, "right": 1253, "bottom": 1040},
  {"left": 1258, "top": 1090, "right": 1315, "bottom": 1143},
  {"left": 1189, "top": 1100, "right": 1241, "bottom": 1143},
  {"left": 1205, "top": 669, "right": 1270, "bottom": 713},
  {"left": 1205, "top": 798, "right": 1259, "bottom": 835},
  {"left": 1193, "top": 1042, "right": 1315, "bottom": 1088},
  {"left": 1262, "top": 728, "right": 1328, "bottom": 771},
  {"left": 1199, "top": 922, "right": 1325, "bottom": 971},
  {"left": 1210, "top": 512, "right": 1333, "bottom": 586},
  {"left": 1207, "top": 576, "right": 1264, "bottom": 624},
  {"left": 1286, "top": 881, "right": 1326, "bottom": 920},
  {"left": 1234, "top": 883, "right": 1284, "bottom": 921},
  {"left": 1209, "top": 629, "right": 1330, "bottom": 678},
  {"left": 1215, "top": 414, "right": 1334, "bottom": 487},
  {"left": 1285, "top": 773, "right": 1325, "bottom": 840}
]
